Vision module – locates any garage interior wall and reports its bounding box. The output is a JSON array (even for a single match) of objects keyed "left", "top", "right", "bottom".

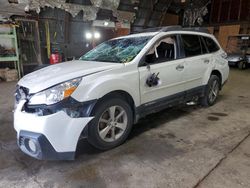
[
  {"left": 37, "top": 7, "right": 124, "bottom": 64},
  {"left": 161, "top": 13, "right": 179, "bottom": 26},
  {"left": 218, "top": 25, "right": 240, "bottom": 50},
  {"left": 1, "top": 0, "right": 249, "bottom": 75}
]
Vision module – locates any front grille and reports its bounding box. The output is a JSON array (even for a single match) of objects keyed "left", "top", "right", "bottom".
[{"left": 19, "top": 136, "right": 25, "bottom": 146}]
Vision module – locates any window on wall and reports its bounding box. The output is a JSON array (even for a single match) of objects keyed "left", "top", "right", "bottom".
[
  {"left": 181, "top": 35, "right": 202, "bottom": 57},
  {"left": 220, "top": 0, "right": 230, "bottom": 22},
  {"left": 230, "top": 0, "right": 240, "bottom": 20},
  {"left": 203, "top": 37, "right": 220, "bottom": 53},
  {"left": 240, "top": 0, "right": 250, "bottom": 20},
  {"left": 211, "top": 0, "right": 249, "bottom": 23},
  {"left": 211, "top": 0, "right": 220, "bottom": 23}
]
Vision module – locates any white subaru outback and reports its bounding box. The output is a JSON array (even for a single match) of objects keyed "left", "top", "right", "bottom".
[{"left": 14, "top": 26, "right": 229, "bottom": 160}]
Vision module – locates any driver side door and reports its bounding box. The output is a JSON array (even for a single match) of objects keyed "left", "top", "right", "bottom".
[{"left": 138, "top": 35, "right": 186, "bottom": 108}]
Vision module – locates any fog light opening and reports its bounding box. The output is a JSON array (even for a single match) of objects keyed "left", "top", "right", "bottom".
[{"left": 25, "top": 138, "right": 37, "bottom": 154}]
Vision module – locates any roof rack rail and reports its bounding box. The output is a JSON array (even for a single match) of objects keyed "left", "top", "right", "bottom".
[
  {"left": 132, "top": 25, "right": 182, "bottom": 33},
  {"left": 159, "top": 25, "right": 182, "bottom": 32},
  {"left": 182, "top": 27, "right": 210, "bottom": 34},
  {"left": 132, "top": 26, "right": 210, "bottom": 34}
]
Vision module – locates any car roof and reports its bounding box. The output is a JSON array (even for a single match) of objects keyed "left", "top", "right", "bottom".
[
  {"left": 133, "top": 26, "right": 210, "bottom": 34},
  {"left": 115, "top": 26, "right": 212, "bottom": 40},
  {"left": 115, "top": 32, "right": 158, "bottom": 39}
]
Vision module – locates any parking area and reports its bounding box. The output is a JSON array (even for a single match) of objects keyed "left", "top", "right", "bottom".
[{"left": 0, "top": 68, "right": 250, "bottom": 188}]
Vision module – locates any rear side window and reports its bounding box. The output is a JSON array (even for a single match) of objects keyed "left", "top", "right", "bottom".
[
  {"left": 181, "top": 35, "right": 202, "bottom": 57},
  {"left": 203, "top": 37, "right": 220, "bottom": 53}
]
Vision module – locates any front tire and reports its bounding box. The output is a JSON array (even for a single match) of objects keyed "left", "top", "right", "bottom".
[
  {"left": 87, "top": 97, "right": 133, "bottom": 150},
  {"left": 201, "top": 75, "right": 220, "bottom": 107}
]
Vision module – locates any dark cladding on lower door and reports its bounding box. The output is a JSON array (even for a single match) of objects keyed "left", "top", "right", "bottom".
[{"left": 136, "top": 85, "right": 206, "bottom": 120}]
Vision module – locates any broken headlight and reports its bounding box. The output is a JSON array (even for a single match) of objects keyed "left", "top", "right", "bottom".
[{"left": 28, "top": 78, "right": 82, "bottom": 105}]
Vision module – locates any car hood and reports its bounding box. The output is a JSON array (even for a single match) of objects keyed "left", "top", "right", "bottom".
[{"left": 18, "top": 60, "right": 123, "bottom": 94}]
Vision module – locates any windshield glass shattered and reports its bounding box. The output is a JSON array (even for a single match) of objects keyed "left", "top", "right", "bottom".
[{"left": 80, "top": 36, "right": 152, "bottom": 63}]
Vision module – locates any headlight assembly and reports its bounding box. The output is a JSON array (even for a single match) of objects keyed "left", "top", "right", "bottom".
[{"left": 28, "top": 78, "right": 82, "bottom": 105}]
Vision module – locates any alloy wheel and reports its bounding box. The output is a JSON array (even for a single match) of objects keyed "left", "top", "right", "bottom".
[
  {"left": 208, "top": 80, "right": 219, "bottom": 103},
  {"left": 98, "top": 105, "right": 128, "bottom": 142}
]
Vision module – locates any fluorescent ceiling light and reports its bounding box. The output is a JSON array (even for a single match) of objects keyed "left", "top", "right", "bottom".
[
  {"left": 104, "top": 21, "right": 109, "bottom": 26},
  {"left": 94, "top": 32, "right": 101, "bottom": 39},
  {"left": 85, "top": 32, "right": 92, "bottom": 39}
]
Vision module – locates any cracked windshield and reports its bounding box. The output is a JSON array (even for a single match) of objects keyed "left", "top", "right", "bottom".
[{"left": 80, "top": 36, "right": 152, "bottom": 63}]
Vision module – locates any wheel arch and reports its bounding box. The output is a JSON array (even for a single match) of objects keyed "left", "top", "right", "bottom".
[
  {"left": 91, "top": 90, "right": 136, "bottom": 120},
  {"left": 76, "top": 89, "right": 137, "bottom": 151},
  {"left": 210, "top": 69, "right": 222, "bottom": 89}
]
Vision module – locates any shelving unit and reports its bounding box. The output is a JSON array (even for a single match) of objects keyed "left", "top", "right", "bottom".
[
  {"left": 16, "top": 19, "right": 42, "bottom": 75},
  {"left": 0, "top": 24, "right": 21, "bottom": 79}
]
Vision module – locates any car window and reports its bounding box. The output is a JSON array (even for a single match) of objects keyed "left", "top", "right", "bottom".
[
  {"left": 80, "top": 36, "right": 152, "bottom": 63},
  {"left": 181, "top": 34, "right": 202, "bottom": 57},
  {"left": 203, "top": 37, "right": 220, "bottom": 53},
  {"left": 145, "top": 35, "right": 177, "bottom": 64}
]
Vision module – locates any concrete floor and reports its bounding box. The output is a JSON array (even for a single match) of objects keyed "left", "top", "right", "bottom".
[{"left": 0, "top": 68, "right": 250, "bottom": 188}]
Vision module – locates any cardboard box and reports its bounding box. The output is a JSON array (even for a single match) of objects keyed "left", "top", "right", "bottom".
[
  {"left": 1, "top": 68, "right": 18, "bottom": 82},
  {"left": 0, "top": 69, "right": 5, "bottom": 79}
]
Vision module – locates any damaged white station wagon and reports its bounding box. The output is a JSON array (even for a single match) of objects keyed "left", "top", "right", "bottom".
[{"left": 14, "top": 26, "right": 229, "bottom": 160}]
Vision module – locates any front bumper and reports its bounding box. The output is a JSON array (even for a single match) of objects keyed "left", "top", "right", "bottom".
[
  {"left": 14, "top": 100, "right": 93, "bottom": 160},
  {"left": 18, "top": 131, "right": 75, "bottom": 160}
]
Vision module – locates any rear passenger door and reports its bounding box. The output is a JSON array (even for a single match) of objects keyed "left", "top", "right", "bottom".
[{"left": 181, "top": 34, "right": 211, "bottom": 91}]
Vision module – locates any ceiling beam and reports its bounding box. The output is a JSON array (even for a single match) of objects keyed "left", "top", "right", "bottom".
[
  {"left": 159, "top": 0, "right": 173, "bottom": 26},
  {"left": 143, "top": 0, "right": 158, "bottom": 28}
]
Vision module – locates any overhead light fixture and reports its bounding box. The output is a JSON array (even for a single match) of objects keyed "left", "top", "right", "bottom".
[
  {"left": 94, "top": 32, "right": 101, "bottom": 39},
  {"left": 24, "top": 5, "right": 30, "bottom": 12},
  {"left": 104, "top": 21, "right": 109, "bottom": 26},
  {"left": 85, "top": 32, "right": 92, "bottom": 40}
]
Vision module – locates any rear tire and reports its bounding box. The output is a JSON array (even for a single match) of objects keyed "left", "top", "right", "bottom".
[
  {"left": 201, "top": 75, "right": 220, "bottom": 107},
  {"left": 238, "top": 61, "right": 247, "bottom": 70},
  {"left": 87, "top": 97, "right": 133, "bottom": 150}
]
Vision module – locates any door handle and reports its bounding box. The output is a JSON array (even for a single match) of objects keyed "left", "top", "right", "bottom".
[
  {"left": 204, "top": 59, "right": 210, "bottom": 64},
  {"left": 176, "top": 64, "right": 184, "bottom": 71}
]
